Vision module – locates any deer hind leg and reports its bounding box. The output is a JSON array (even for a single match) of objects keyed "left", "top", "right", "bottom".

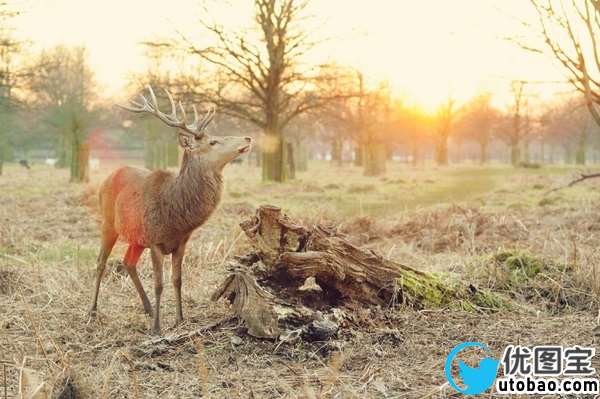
[
  {"left": 123, "top": 244, "right": 152, "bottom": 316},
  {"left": 171, "top": 241, "right": 188, "bottom": 326},
  {"left": 150, "top": 246, "right": 164, "bottom": 335},
  {"left": 89, "top": 224, "right": 118, "bottom": 316}
]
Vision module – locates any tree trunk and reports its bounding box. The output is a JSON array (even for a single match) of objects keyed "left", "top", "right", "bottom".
[
  {"left": 159, "top": 142, "right": 168, "bottom": 169},
  {"left": 70, "top": 136, "right": 89, "bottom": 183},
  {"left": 0, "top": 127, "right": 4, "bottom": 176},
  {"left": 145, "top": 137, "right": 169, "bottom": 170},
  {"left": 294, "top": 139, "right": 308, "bottom": 172},
  {"left": 254, "top": 143, "right": 261, "bottom": 167},
  {"left": 364, "top": 141, "right": 386, "bottom": 177},
  {"left": 576, "top": 130, "right": 587, "bottom": 165},
  {"left": 69, "top": 133, "right": 80, "bottom": 181},
  {"left": 510, "top": 142, "right": 520, "bottom": 166},
  {"left": 78, "top": 143, "right": 90, "bottom": 182},
  {"left": 0, "top": 138, "right": 5, "bottom": 176},
  {"left": 454, "top": 138, "right": 463, "bottom": 164},
  {"left": 262, "top": 130, "right": 286, "bottom": 182},
  {"left": 435, "top": 133, "right": 449, "bottom": 166},
  {"left": 354, "top": 140, "right": 364, "bottom": 166},
  {"left": 523, "top": 140, "right": 531, "bottom": 163},
  {"left": 479, "top": 139, "right": 488, "bottom": 164},
  {"left": 145, "top": 120, "right": 172, "bottom": 170},
  {"left": 331, "top": 137, "right": 342, "bottom": 166},
  {"left": 565, "top": 145, "right": 574, "bottom": 164},
  {"left": 575, "top": 147, "right": 586, "bottom": 165},
  {"left": 411, "top": 137, "right": 419, "bottom": 167},
  {"left": 167, "top": 141, "right": 179, "bottom": 167},
  {"left": 145, "top": 130, "right": 156, "bottom": 170},
  {"left": 286, "top": 141, "right": 296, "bottom": 180},
  {"left": 56, "top": 132, "right": 69, "bottom": 169}
]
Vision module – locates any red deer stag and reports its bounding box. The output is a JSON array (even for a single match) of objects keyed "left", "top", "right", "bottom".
[{"left": 89, "top": 86, "right": 252, "bottom": 334}]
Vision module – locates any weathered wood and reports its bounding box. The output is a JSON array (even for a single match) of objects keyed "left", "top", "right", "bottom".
[
  {"left": 210, "top": 265, "right": 324, "bottom": 339},
  {"left": 239, "top": 206, "right": 464, "bottom": 307},
  {"left": 211, "top": 270, "right": 280, "bottom": 338},
  {"left": 212, "top": 206, "right": 507, "bottom": 340}
]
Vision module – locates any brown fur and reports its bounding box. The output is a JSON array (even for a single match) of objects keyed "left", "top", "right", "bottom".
[{"left": 90, "top": 131, "right": 252, "bottom": 334}]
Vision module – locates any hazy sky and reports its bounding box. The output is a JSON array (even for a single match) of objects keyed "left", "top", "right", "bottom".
[{"left": 12, "top": 0, "right": 568, "bottom": 110}]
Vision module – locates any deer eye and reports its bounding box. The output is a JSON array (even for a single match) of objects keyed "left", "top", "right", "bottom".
[{"left": 209, "top": 140, "right": 219, "bottom": 146}]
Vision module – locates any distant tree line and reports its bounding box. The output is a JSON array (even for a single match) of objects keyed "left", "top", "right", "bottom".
[
  {"left": 3, "top": 0, "right": 600, "bottom": 184},
  {"left": 137, "top": 0, "right": 600, "bottom": 181}
]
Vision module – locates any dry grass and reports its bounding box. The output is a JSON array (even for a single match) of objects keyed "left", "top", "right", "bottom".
[{"left": 1, "top": 161, "right": 600, "bottom": 398}]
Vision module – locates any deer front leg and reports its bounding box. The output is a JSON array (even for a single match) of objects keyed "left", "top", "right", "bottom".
[
  {"left": 171, "top": 241, "right": 188, "bottom": 326},
  {"left": 150, "top": 246, "right": 164, "bottom": 335},
  {"left": 89, "top": 228, "right": 117, "bottom": 318},
  {"left": 123, "top": 244, "right": 152, "bottom": 316},
  {"left": 126, "top": 267, "right": 152, "bottom": 316}
]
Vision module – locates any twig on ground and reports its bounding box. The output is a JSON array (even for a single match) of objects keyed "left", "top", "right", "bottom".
[
  {"left": 132, "top": 317, "right": 234, "bottom": 357},
  {"left": 546, "top": 172, "right": 600, "bottom": 194}
]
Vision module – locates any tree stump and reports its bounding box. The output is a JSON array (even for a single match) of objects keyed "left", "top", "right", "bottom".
[{"left": 211, "top": 205, "right": 508, "bottom": 339}]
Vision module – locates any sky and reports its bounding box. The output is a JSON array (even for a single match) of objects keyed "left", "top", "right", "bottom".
[{"left": 11, "top": 0, "right": 569, "bottom": 111}]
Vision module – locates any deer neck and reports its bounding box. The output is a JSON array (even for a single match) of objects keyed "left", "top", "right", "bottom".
[{"left": 164, "top": 152, "right": 224, "bottom": 233}]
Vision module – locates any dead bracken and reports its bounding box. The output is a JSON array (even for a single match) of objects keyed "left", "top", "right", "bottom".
[{"left": 2, "top": 165, "right": 600, "bottom": 398}]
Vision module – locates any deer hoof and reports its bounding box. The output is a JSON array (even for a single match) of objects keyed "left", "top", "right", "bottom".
[
  {"left": 142, "top": 306, "right": 153, "bottom": 317},
  {"left": 87, "top": 310, "right": 98, "bottom": 324}
]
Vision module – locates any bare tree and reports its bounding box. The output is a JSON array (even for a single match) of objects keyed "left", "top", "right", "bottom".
[
  {"left": 166, "top": 0, "right": 336, "bottom": 182},
  {"left": 543, "top": 97, "right": 597, "bottom": 164},
  {"left": 570, "top": 103, "right": 595, "bottom": 164},
  {"left": 497, "top": 81, "right": 531, "bottom": 166},
  {"left": 128, "top": 44, "right": 181, "bottom": 170},
  {"left": 300, "top": 66, "right": 391, "bottom": 176},
  {"left": 530, "top": 0, "right": 600, "bottom": 127},
  {"left": 458, "top": 93, "right": 498, "bottom": 164},
  {"left": 362, "top": 84, "right": 391, "bottom": 176},
  {"left": 325, "top": 73, "right": 390, "bottom": 176},
  {"left": 28, "top": 46, "right": 96, "bottom": 182},
  {"left": 434, "top": 96, "right": 457, "bottom": 166},
  {"left": 310, "top": 65, "right": 358, "bottom": 166},
  {"left": 315, "top": 103, "right": 348, "bottom": 166},
  {"left": 323, "top": 71, "right": 390, "bottom": 176}
]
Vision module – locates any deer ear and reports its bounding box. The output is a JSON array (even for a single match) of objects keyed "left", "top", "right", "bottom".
[{"left": 178, "top": 132, "right": 194, "bottom": 149}]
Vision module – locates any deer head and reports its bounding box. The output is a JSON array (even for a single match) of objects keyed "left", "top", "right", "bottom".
[{"left": 119, "top": 85, "right": 252, "bottom": 169}]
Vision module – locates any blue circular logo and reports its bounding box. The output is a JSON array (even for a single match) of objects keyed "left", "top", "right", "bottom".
[{"left": 444, "top": 342, "right": 500, "bottom": 395}]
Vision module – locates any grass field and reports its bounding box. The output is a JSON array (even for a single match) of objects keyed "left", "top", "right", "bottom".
[{"left": 1, "top": 160, "right": 600, "bottom": 398}]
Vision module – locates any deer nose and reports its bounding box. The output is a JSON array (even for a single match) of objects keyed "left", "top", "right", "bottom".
[{"left": 244, "top": 136, "right": 252, "bottom": 143}]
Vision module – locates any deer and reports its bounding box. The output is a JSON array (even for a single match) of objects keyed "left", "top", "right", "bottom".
[{"left": 89, "top": 86, "right": 252, "bottom": 334}]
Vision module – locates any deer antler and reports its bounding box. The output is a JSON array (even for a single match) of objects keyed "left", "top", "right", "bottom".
[{"left": 118, "top": 85, "right": 215, "bottom": 137}]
